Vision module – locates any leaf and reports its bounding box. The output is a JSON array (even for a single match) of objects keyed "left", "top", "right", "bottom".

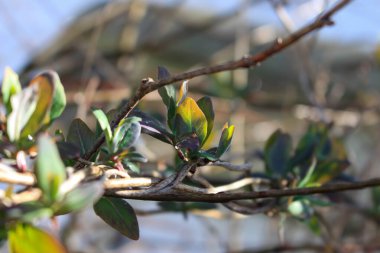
[
  {"left": 157, "top": 66, "right": 171, "bottom": 81},
  {"left": 6, "top": 86, "right": 38, "bottom": 142},
  {"left": 8, "top": 223, "right": 66, "bottom": 253},
  {"left": 176, "top": 80, "right": 188, "bottom": 106},
  {"left": 93, "top": 108, "right": 112, "bottom": 147},
  {"left": 264, "top": 130, "right": 292, "bottom": 177},
  {"left": 44, "top": 71, "right": 66, "bottom": 121},
  {"left": 113, "top": 117, "right": 141, "bottom": 152},
  {"left": 1, "top": 67, "right": 21, "bottom": 114},
  {"left": 20, "top": 74, "right": 55, "bottom": 139},
  {"left": 94, "top": 197, "right": 139, "bottom": 240},
  {"left": 67, "top": 119, "right": 95, "bottom": 156},
  {"left": 54, "top": 181, "right": 103, "bottom": 215},
  {"left": 130, "top": 109, "right": 174, "bottom": 145},
  {"left": 176, "top": 133, "right": 200, "bottom": 153},
  {"left": 307, "top": 159, "right": 349, "bottom": 186},
  {"left": 36, "top": 135, "right": 66, "bottom": 203},
  {"left": 174, "top": 97, "right": 207, "bottom": 144},
  {"left": 122, "top": 161, "right": 140, "bottom": 173},
  {"left": 124, "top": 151, "right": 147, "bottom": 163},
  {"left": 216, "top": 123, "right": 235, "bottom": 158},
  {"left": 197, "top": 96, "right": 214, "bottom": 146},
  {"left": 7, "top": 202, "right": 53, "bottom": 223},
  {"left": 157, "top": 67, "right": 176, "bottom": 129}
]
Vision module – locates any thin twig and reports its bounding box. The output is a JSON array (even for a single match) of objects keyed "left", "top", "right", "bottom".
[{"left": 76, "top": 0, "right": 352, "bottom": 165}]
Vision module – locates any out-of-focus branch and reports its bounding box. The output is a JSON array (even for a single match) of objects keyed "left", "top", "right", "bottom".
[{"left": 77, "top": 0, "right": 352, "bottom": 165}]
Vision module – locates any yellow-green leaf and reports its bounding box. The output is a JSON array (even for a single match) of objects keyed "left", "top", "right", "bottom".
[
  {"left": 174, "top": 97, "right": 207, "bottom": 143},
  {"left": 176, "top": 80, "right": 188, "bottom": 106},
  {"left": 197, "top": 96, "right": 214, "bottom": 146},
  {"left": 1, "top": 67, "right": 21, "bottom": 114},
  {"left": 8, "top": 223, "right": 66, "bottom": 253},
  {"left": 216, "top": 123, "right": 235, "bottom": 157}
]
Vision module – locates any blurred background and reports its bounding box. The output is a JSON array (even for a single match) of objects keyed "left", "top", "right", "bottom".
[{"left": 1, "top": 0, "right": 380, "bottom": 252}]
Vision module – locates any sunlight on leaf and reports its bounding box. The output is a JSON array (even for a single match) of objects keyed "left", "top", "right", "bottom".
[
  {"left": 176, "top": 80, "right": 188, "bottom": 106},
  {"left": 197, "top": 96, "right": 214, "bottom": 146},
  {"left": 8, "top": 223, "right": 66, "bottom": 253},
  {"left": 93, "top": 108, "right": 112, "bottom": 147},
  {"left": 216, "top": 123, "right": 235, "bottom": 158},
  {"left": 1, "top": 67, "right": 21, "bottom": 114}
]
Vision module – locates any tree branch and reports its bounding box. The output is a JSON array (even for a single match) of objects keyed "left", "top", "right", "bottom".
[{"left": 77, "top": 0, "right": 352, "bottom": 165}]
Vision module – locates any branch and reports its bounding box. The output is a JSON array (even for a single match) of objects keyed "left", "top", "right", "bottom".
[
  {"left": 106, "top": 178, "right": 380, "bottom": 202},
  {"left": 77, "top": 0, "right": 352, "bottom": 165}
]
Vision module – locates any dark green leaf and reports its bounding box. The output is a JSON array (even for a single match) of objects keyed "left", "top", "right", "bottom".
[
  {"left": 36, "top": 135, "right": 66, "bottom": 203},
  {"left": 94, "top": 197, "right": 139, "bottom": 240},
  {"left": 114, "top": 117, "right": 141, "bottom": 152},
  {"left": 122, "top": 161, "right": 140, "bottom": 173},
  {"left": 124, "top": 152, "right": 147, "bottom": 163},
  {"left": 157, "top": 66, "right": 171, "bottom": 81},
  {"left": 1, "top": 67, "right": 21, "bottom": 114},
  {"left": 130, "top": 110, "right": 174, "bottom": 144},
  {"left": 264, "top": 130, "right": 292, "bottom": 177},
  {"left": 307, "top": 159, "right": 349, "bottom": 186},
  {"left": 67, "top": 119, "right": 95, "bottom": 156}
]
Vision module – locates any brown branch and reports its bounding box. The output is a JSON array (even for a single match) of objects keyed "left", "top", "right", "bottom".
[
  {"left": 106, "top": 178, "right": 380, "bottom": 202},
  {"left": 76, "top": 0, "right": 352, "bottom": 165}
]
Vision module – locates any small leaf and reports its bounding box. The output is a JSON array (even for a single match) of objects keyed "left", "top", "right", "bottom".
[
  {"left": 124, "top": 152, "right": 147, "bottom": 163},
  {"left": 54, "top": 181, "right": 103, "bottom": 215},
  {"left": 67, "top": 119, "right": 95, "bottom": 156},
  {"left": 94, "top": 197, "right": 139, "bottom": 240},
  {"left": 197, "top": 97, "right": 214, "bottom": 146},
  {"left": 20, "top": 74, "right": 56, "bottom": 139},
  {"left": 157, "top": 66, "right": 171, "bottom": 81},
  {"left": 114, "top": 117, "right": 141, "bottom": 152},
  {"left": 7, "top": 202, "right": 53, "bottom": 223},
  {"left": 174, "top": 97, "right": 207, "bottom": 144},
  {"left": 264, "top": 130, "right": 292, "bottom": 177},
  {"left": 130, "top": 109, "right": 174, "bottom": 145},
  {"left": 216, "top": 123, "right": 235, "bottom": 158},
  {"left": 93, "top": 108, "right": 112, "bottom": 147},
  {"left": 36, "top": 135, "right": 66, "bottom": 203},
  {"left": 8, "top": 223, "right": 66, "bottom": 253},
  {"left": 6, "top": 86, "right": 38, "bottom": 142},
  {"left": 176, "top": 133, "right": 200, "bottom": 154},
  {"left": 122, "top": 161, "right": 140, "bottom": 173},
  {"left": 1, "top": 67, "right": 21, "bottom": 114},
  {"left": 176, "top": 80, "right": 188, "bottom": 106},
  {"left": 45, "top": 71, "right": 66, "bottom": 121},
  {"left": 307, "top": 159, "right": 349, "bottom": 186}
]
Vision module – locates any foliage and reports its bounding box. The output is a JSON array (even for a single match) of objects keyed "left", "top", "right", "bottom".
[{"left": 0, "top": 66, "right": 367, "bottom": 252}]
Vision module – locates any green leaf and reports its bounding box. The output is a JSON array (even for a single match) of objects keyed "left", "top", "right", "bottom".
[
  {"left": 216, "top": 123, "right": 235, "bottom": 158},
  {"left": 54, "top": 181, "right": 103, "bottom": 215},
  {"left": 45, "top": 71, "right": 66, "bottom": 121},
  {"left": 306, "top": 159, "right": 349, "bottom": 186},
  {"left": 36, "top": 135, "right": 66, "bottom": 203},
  {"left": 8, "top": 223, "right": 66, "bottom": 253},
  {"left": 174, "top": 97, "right": 207, "bottom": 144},
  {"left": 7, "top": 202, "right": 53, "bottom": 223},
  {"left": 264, "top": 130, "right": 292, "bottom": 177},
  {"left": 113, "top": 117, "right": 141, "bottom": 152},
  {"left": 124, "top": 151, "right": 147, "bottom": 163},
  {"left": 94, "top": 197, "right": 139, "bottom": 240},
  {"left": 20, "top": 73, "right": 56, "bottom": 139},
  {"left": 298, "top": 158, "right": 317, "bottom": 188},
  {"left": 197, "top": 96, "right": 214, "bottom": 145},
  {"left": 6, "top": 86, "right": 38, "bottom": 142},
  {"left": 130, "top": 109, "right": 174, "bottom": 145},
  {"left": 1, "top": 67, "right": 21, "bottom": 114},
  {"left": 157, "top": 67, "right": 176, "bottom": 129},
  {"left": 123, "top": 161, "right": 140, "bottom": 173},
  {"left": 67, "top": 119, "right": 95, "bottom": 156},
  {"left": 93, "top": 108, "right": 112, "bottom": 147}
]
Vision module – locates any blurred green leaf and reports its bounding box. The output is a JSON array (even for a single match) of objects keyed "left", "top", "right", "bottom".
[
  {"left": 8, "top": 223, "right": 66, "bottom": 253},
  {"left": 174, "top": 97, "right": 207, "bottom": 144},
  {"left": 46, "top": 71, "right": 66, "bottom": 121},
  {"left": 264, "top": 130, "right": 291, "bottom": 177},
  {"left": 216, "top": 123, "right": 235, "bottom": 158},
  {"left": 20, "top": 74, "right": 55, "bottom": 139},
  {"left": 198, "top": 149, "right": 218, "bottom": 161},
  {"left": 93, "top": 108, "right": 112, "bottom": 148},
  {"left": 54, "top": 181, "right": 103, "bottom": 215},
  {"left": 196, "top": 96, "right": 214, "bottom": 146},
  {"left": 94, "top": 197, "right": 139, "bottom": 240},
  {"left": 67, "top": 119, "right": 95, "bottom": 156},
  {"left": 7, "top": 202, "right": 53, "bottom": 223},
  {"left": 122, "top": 160, "right": 140, "bottom": 173},
  {"left": 36, "top": 135, "right": 66, "bottom": 203},
  {"left": 124, "top": 152, "right": 147, "bottom": 163},
  {"left": 7, "top": 86, "right": 38, "bottom": 142},
  {"left": 1, "top": 67, "right": 21, "bottom": 114},
  {"left": 307, "top": 159, "right": 349, "bottom": 186}
]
